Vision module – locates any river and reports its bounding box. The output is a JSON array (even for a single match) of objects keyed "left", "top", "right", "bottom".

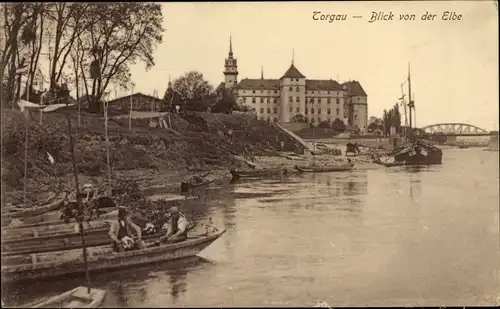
[{"left": 3, "top": 148, "right": 499, "bottom": 307}]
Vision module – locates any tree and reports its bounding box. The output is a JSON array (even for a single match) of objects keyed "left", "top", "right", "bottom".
[
  {"left": 172, "top": 71, "right": 214, "bottom": 112},
  {"left": 382, "top": 104, "right": 402, "bottom": 135},
  {"left": 1, "top": 3, "right": 163, "bottom": 110},
  {"left": 291, "top": 114, "right": 305, "bottom": 123},
  {"left": 318, "top": 120, "right": 331, "bottom": 128},
  {"left": 211, "top": 94, "right": 237, "bottom": 114},
  {"left": 78, "top": 3, "right": 164, "bottom": 112},
  {"left": 332, "top": 118, "right": 346, "bottom": 131}
]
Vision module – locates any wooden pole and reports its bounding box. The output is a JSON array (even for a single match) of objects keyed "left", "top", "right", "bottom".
[
  {"left": 104, "top": 99, "right": 111, "bottom": 189},
  {"left": 23, "top": 110, "right": 29, "bottom": 206},
  {"left": 129, "top": 87, "right": 134, "bottom": 131},
  {"left": 65, "top": 104, "right": 92, "bottom": 294},
  {"left": 23, "top": 56, "right": 33, "bottom": 206}
]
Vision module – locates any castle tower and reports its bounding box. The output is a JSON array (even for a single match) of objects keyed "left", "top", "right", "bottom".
[
  {"left": 223, "top": 35, "right": 238, "bottom": 90},
  {"left": 280, "top": 50, "right": 306, "bottom": 123}
]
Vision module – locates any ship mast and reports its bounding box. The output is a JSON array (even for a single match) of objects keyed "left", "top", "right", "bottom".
[{"left": 407, "top": 63, "right": 412, "bottom": 129}]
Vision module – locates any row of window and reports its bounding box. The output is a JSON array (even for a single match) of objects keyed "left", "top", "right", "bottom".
[
  {"left": 245, "top": 97, "right": 342, "bottom": 104},
  {"left": 243, "top": 89, "right": 344, "bottom": 96},
  {"left": 255, "top": 107, "right": 342, "bottom": 115}
]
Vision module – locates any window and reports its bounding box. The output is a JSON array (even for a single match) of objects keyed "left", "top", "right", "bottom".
[
  {"left": 336, "top": 108, "right": 340, "bottom": 115},
  {"left": 289, "top": 106, "right": 293, "bottom": 112},
  {"left": 327, "top": 98, "right": 331, "bottom": 104},
  {"left": 260, "top": 108, "right": 264, "bottom": 113},
  {"left": 327, "top": 108, "right": 331, "bottom": 115},
  {"left": 273, "top": 108, "right": 278, "bottom": 114},
  {"left": 309, "top": 98, "right": 313, "bottom": 103},
  {"left": 252, "top": 90, "right": 256, "bottom": 93},
  {"left": 328, "top": 91, "right": 330, "bottom": 95},
  {"left": 296, "top": 107, "right": 300, "bottom": 112},
  {"left": 355, "top": 114, "right": 358, "bottom": 120},
  {"left": 274, "top": 90, "right": 278, "bottom": 94},
  {"left": 267, "top": 108, "right": 271, "bottom": 113},
  {"left": 289, "top": 96, "right": 293, "bottom": 103},
  {"left": 305, "top": 108, "right": 308, "bottom": 114},
  {"left": 336, "top": 98, "right": 340, "bottom": 104},
  {"left": 252, "top": 108, "right": 256, "bottom": 111},
  {"left": 296, "top": 78, "right": 299, "bottom": 82},
  {"left": 296, "top": 97, "right": 300, "bottom": 103},
  {"left": 311, "top": 108, "right": 315, "bottom": 114},
  {"left": 318, "top": 108, "right": 321, "bottom": 114},
  {"left": 273, "top": 117, "right": 278, "bottom": 122},
  {"left": 274, "top": 98, "right": 278, "bottom": 104},
  {"left": 252, "top": 98, "right": 256, "bottom": 104},
  {"left": 296, "top": 86, "right": 300, "bottom": 92},
  {"left": 318, "top": 117, "right": 321, "bottom": 123},
  {"left": 289, "top": 86, "right": 293, "bottom": 91}
]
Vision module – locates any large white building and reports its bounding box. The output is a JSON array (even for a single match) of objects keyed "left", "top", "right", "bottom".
[{"left": 216, "top": 37, "right": 368, "bottom": 130}]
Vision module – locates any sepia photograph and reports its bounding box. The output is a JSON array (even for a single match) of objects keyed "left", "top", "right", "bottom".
[{"left": 1, "top": 1, "right": 498, "bottom": 307}]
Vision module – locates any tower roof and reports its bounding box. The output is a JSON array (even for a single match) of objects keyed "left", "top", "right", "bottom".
[
  {"left": 228, "top": 35, "right": 233, "bottom": 57},
  {"left": 281, "top": 64, "right": 305, "bottom": 79},
  {"left": 341, "top": 80, "right": 367, "bottom": 96}
]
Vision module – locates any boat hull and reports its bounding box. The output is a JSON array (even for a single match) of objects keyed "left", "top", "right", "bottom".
[
  {"left": 30, "top": 286, "right": 106, "bottom": 308},
  {"left": 389, "top": 140, "right": 443, "bottom": 166},
  {"left": 294, "top": 165, "right": 354, "bottom": 173},
  {"left": 230, "top": 168, "right": 284, "bottom": 180},
  {"left": 180, "top": 179, "right": 215, "bottom": 193},
  {"left": 2, "top": 230, "right": 225, "bottom": 284},
  {"left": 2, "top": 223, "right": 197, "bottom": 256},
  {"left": 2, "top": 193, "right": 67, "bottom": 220}
]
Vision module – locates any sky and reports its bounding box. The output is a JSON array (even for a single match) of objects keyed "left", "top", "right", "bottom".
[{"left": 124, "top": 1, "right": 497, "bottom": 130}]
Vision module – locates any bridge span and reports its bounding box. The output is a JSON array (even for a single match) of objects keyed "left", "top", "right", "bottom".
[{"left": 419, "top": 123, "right": 496, "bottom": 136}]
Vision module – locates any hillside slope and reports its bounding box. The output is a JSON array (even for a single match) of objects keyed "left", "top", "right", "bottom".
[{"left": 1, "top": 109, "right": 300, "bottom": 202}]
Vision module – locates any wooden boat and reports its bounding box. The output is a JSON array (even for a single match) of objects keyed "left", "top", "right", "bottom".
[
  {"left": 180, "top": 177, "right": 215, "bottom": 193},
  {"left": 2, "top": 230, "right": 225, "bottom": 284},
  {"left": 2, "top": 223, "right": 198, "bottom": 256},
  {"left": 373, "top": 159, "right": 406, "bottom": 167},
  {"left": 388, "top": 139, "right": 443, "bottom": 165},
  {"left": 2, "top": 192, "right": 67, "bottom": 220},
  {"left": 2, "top": 208, "right": 118, "bottom": 234},
  {"left": 230, "top": 168, "right": 285, "bottom": 180},
  {"left": 29, "top": 286, "right": 106, "bottom": 308},
  {"left": 294, "top": 164, "right": 354, "bottom": 173}
]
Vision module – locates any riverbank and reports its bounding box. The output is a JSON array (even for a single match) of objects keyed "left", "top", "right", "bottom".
[{"left": 1, "top": 109, "right": 308, "bottom": 204}]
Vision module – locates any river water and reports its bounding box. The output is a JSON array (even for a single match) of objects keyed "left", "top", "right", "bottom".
[{"left": 4, "top": 148, "right": 499, "bottom": 307}]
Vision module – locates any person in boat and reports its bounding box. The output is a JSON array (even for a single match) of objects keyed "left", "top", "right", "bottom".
[
  {"left": 159, "top": 206, "right": 189, "bottom": 244},
  {"left": 109, "top": 206, "right": 146, "bottom": 252}
]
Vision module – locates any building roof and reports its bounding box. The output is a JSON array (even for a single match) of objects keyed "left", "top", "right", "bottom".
[
  {"left": 235, "top": 78, "right": 281, "bottom": 90},
  {"left": 306, "top": 79, "right": 343, "bottom": 91},
  {"left": 106, "top": 92, "right": 159, "bottom": 104},
  {"left": 342, "top": 80, "right": 367, "bottom": 96},
  {"left": 281, "top": 64, "right": 306, "bottom": 79}
]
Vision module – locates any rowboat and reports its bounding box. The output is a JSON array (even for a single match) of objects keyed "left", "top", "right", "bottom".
[
  {"left": 2, "top": 209, "right": 117, "bottom": 237},
  {"left": 29, "top": 286, "right": 106, "bottom": 308},
  {"left": 180, "top": 178, "right": 215, "bottom": 193},
  {"left": 2, "top": 230, "right": 225, "bottom": 284},
  {"left": 294, "top": 164, "right": 354, "bottom": 173},
  {"left": 230, "top": 168, "right": 285, "bottom": 180},
  {"left": 2, "top": 192, "right": 67, "bottom": 220},
  {"left": 2, "top": 223, "right": 198, "bottom": 256}
]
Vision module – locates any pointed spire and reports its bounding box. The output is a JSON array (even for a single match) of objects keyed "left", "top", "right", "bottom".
[
  {"left": 168, "top": 74, "right": 172, "bottom": 88},
  {"left": 229, "top": 34, "right": 233, "bottom": 56},
  {"left": 261, "top": 66, "right": 264, "bottom": 79}
]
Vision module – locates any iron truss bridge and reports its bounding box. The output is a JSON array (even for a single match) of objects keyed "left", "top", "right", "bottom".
[{"left": 419, "top": 123, "right": 496, "bottom": 136}]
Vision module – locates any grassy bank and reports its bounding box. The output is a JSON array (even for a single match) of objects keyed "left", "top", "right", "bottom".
[{"left": 1, "top": 108, "right": 302, "bottom": 204}]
